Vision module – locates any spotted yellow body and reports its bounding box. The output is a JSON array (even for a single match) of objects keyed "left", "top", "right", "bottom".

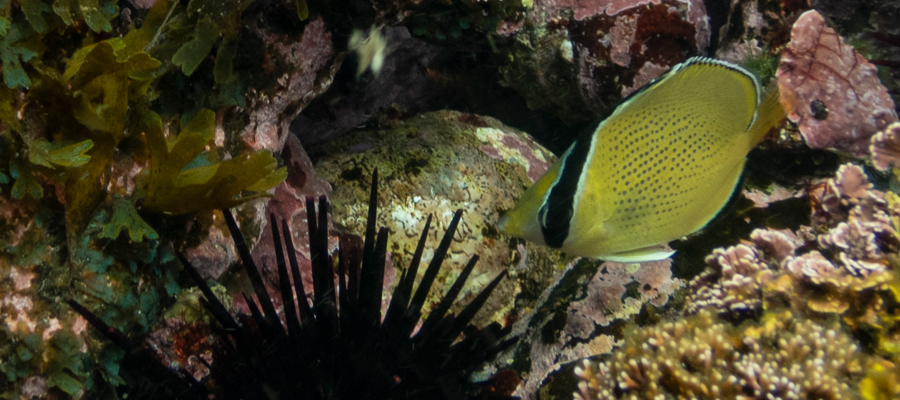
[{"left": 499, "top": 57, "right": 784, "bottom": 262}]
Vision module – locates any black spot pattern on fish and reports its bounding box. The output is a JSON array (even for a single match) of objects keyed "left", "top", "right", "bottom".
[{"left": 598, "top": 95, "right": 730, "bottom": 237}]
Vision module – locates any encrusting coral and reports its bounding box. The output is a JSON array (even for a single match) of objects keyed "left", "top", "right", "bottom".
[
  {"left": 573, "top": 309, "right": 863, "bottom": 400},
  {"left": 68, "top": 170, "right": 518, "bottom": 399}
]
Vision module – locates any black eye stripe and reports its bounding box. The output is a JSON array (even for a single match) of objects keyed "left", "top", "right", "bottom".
[{"left": 540, "top": 129, "right": 593, "bottom": 248}]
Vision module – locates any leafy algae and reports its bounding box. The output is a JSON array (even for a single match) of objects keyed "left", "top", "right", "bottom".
[{"left": 0, "top": 0, "right": 287, "bottom": 396}]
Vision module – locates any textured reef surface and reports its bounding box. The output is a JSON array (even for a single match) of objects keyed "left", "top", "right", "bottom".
[
  {"left": 314, "top": 110, "right": 559, "bottom": 327},
  {"left": 1, "top": 0, "right": 899, "bottom": 398}
]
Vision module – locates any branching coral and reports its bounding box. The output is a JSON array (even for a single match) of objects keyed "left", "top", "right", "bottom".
[
  {"left": 574, "top": 310, "right": 863, "bottom": 400},
  {"left": 687, "top": 244, "right": 773, "bottom": 318},
  {"left": 672, "top": 161, "right": 900, "bottom": 400}
]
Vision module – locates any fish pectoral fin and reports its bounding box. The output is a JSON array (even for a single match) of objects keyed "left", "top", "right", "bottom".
[{"left": 599, "top": 244, "right": 675, "bottom": 263}]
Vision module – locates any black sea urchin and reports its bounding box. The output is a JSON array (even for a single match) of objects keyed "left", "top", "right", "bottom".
[{"left": 69, "top": 169, "right": 517, "bottom": 400}]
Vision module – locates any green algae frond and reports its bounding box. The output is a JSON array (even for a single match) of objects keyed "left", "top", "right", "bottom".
[{"left": 138, "top": 109, "right": 287, "bottom": 215}]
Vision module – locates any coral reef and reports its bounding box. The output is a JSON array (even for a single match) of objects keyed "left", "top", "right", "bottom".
[
  {"left": 776, "top": 10, "right": 899, "bottom": 157},
  {"left": 569, "top": 157, "right": 900, "bottom": 399},
  {"left": 573, "top": 309, "right": 863, "bottom": 399},
  {"left": 2, "top": 0, "right": 899, "bottom": 397},
  {"left": 643, "top": 162, "right": 900, "bottom": 400},
  {"left": 686, "top": 163, "right": 900, "bottom": 325}
]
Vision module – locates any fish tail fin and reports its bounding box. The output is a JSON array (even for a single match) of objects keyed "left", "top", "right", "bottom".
[{"left": 747, "top": 82, "right": 786, "bottom": 146}]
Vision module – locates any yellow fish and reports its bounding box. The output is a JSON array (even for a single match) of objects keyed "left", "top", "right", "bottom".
[{"left": 499, "top": 57, "right": 784, "bottom": 262}]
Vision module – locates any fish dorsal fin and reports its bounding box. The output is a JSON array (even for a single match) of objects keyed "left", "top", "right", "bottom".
[
  {"left": 612, "top": 57, "right": 761, "bottom": 135},
  {"left": 745, "top": 81, "right": 786, "bottom": 147}
]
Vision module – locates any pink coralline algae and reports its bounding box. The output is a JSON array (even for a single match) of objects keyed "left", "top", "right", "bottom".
[
  {"left": 871, "top": 122, "right": 900, "bottom": 171},
  {"left": 182, "top": 220, "right": 237, "bottom": 280},
  {"left": 749, "top": 228, "right": 803, "bottom": 263},
  {"left": 509, "top": 258, "right": 682, "bottom": 399},
  {"left": 818, "top": 220, "right": 893, "bottom": 274},
  {"left": 567, "top": 0, "right": 710, "bottom": 98},
  {"left": 568, "top": 260, "right": 682, "bottom": 330},
  {"left": 777, "top": 10, "right": 899, "bottom": 158},
  {"left": 687, "top": 163, "right": 900, "bottom": 319},
  {"left": 778, "top": 169, "right": 899, "bottom": 316},
  {"left": 686, "top": 244, "right": 773, "bottom": 316},
  {"left": 742, "top": 186, "right": 800, "bottom": 209},
  {"left": 548, "top": 0, "right": 706, "bottom": 29},
  {"left": 813, "top": 163, "right": 889, "bottom": 230},
  {"left": 475, "top": 123, "right": 554, "bottom": 184},
  {"left": 815, "top": 164, "right": 899, "bottom": 249},
  {"left": 783, "top": 251, "right": 838, "bottom": 283}
]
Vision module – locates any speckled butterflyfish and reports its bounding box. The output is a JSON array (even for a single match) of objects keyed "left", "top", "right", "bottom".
[{"left": 499, "top": 57, "right": 784, "bottom": 262}]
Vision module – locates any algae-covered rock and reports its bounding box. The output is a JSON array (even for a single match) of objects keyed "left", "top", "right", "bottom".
[
  {"left": 498, "top": 0, "right": 710, "bottom": 127},
  {"left": 313, "top": 110, "right": 562, "bottom": 326}
]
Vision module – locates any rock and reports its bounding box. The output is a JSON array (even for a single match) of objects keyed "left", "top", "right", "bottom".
[
  {"left": 777, "top": 10, "right": 898, "bottom": 158},
  {"left": 250, "top": 134, "right": 333, "bottom": 303},
  {"left": 312, "top": 110, "right": 561, "bottom": 326},
  {"left": 238, "top": 16, "right": 337, "bottom": 154},
  {"left": 499, "top": 0, "right": 710, "bottom": 127}
]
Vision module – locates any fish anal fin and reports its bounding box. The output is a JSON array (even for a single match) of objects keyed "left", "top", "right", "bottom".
[{"left": 598, "top": 244, "right": 675, "bottom": 263}]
